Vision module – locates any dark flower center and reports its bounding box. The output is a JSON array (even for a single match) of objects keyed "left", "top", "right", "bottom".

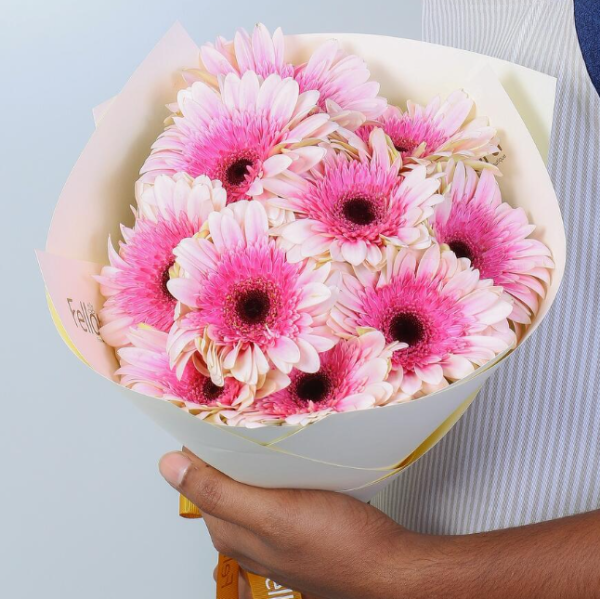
[
  {"left": 342, "top": 197, "right": 377, "bottom": 226},
  {"left": 448, "top": 240, "right": 475, "bottom": 262},
  {"left": 202, "top": 378, "right": 225, "bottom": 401},
  {"left": 390, "top": 313, "right": 425, "bottom": 346},
  {"left": 393, "top": 136, "right": 417, "bottom": 153},
  {"left": 226, "top": 158, "right": 254, "bottom": 187},
  {"left": 161, "top": 264, "right": 174, "bottom": 299},
  {"left": 235, "top": 289, "right": 271, "bottom": 325},
  {"left": 295, "top": 372, "right": 331, "bottom": 403}
]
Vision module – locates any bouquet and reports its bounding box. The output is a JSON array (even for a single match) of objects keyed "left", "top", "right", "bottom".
[
  {"left": 100, "top": 21, "right": 552, "bottom": 422},
  {"left": 38, "top": 23, "right": 565, "bottom": 595}
]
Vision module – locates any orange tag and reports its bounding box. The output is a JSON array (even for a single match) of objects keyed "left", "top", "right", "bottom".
[
  {"left": 246, "top": 571, "right": 302, "bottom": 599},
  {"left": 216, "top": 554, "right": 302, "bottom": 599},
  {"left": 216, "top": 554, "right": 240, "bottom": 599}
]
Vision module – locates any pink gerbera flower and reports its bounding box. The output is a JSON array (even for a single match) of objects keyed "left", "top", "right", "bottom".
[
  {"left": 431, "top": 162, "right": 554, "bottom": 324},
  {"left": 196, "top": 24, "right": 387, "bottom": 129},
  {"left": 198, "top": 24, "right": 293, "bottom": 80},
  {"left": 97, "top": 174, "right": 226, "bottom": 348},
  {"left": 140, "top": 71, "right": 337, "bottom": 224},
  {"left": 241, "top": 330, "right": 394, "bottom": 426},
  {"left": 356, "top": 91, "right": 498, "bottom": 164},
  {"left": 167, "top": 201, "right": 337, "bottom": 386},
  {"left": 117, "top": 326, "right": 254, "bottom": 423},
  {"left": 329, "top": 244, "right": 516, "bottom": 397},
  {"left": 277, "top": 128, "right": 441, "bottom": 267}
]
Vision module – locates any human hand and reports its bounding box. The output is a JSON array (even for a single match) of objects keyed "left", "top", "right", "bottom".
[
  {"left": 159, "top": 448, "right": 439, "bottom": 599},
  {"left": 162, "top": 449, "right": 600, "bottom": 599}
]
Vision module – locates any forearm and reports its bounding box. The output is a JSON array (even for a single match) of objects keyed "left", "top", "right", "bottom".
[{"left": 388, "top": 510, "right": 600, "bottom": 599}]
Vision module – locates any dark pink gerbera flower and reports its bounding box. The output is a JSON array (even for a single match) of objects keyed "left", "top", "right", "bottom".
[
  {"left": 356, "top": 91, "right": 498, "bottom": 164},
  {"left": 241, "top": 331, "right": 394, "bottom": 426},
  {"left": 139, "top": 71, "right": 337, "bottom": 225},
  {"left": 196, "top": 23, "right": 387, "bottom": 130},
  {"left": 167, "top": 201, "right": 337, "bottom": 387},
  {"left": 96, "top": 174, "right": 226, "bottom": 348},
  {"left": 117, "top": 327, "right": 254, "bottom": 422},
  {"left": 329, "top": 244, "right": 516, "bottom": 397},
  {"left": 431, "top": 162, "right": 554, "bottom": 324},
  {"left": 276, "top": 128, "right": 441, "bottom": 267}
]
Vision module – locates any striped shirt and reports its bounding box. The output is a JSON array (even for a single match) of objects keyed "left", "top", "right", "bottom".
[{"left": 372, "top": 0, "right": 600, "bottom": 534}]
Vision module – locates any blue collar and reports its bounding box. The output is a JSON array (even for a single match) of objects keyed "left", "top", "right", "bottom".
[{"left": 574, "top": 0, "right": 600, "bottom": 96}]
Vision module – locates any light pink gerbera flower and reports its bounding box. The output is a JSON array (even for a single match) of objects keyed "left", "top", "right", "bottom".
[
  {"left": 96, "top": 174, "right": 226, "bottom": 347},
  {"left": 117, "top": 327, "right": 254, "bottom": 423},
  {"left": 196, "top": 24, "right": 387, "bottom": 129},
  {"left": 167, "top": 201, "right": 337, "bottom": 387},
  {"left": 241, "top": 330, "right": 394, "bottom": 426},
  {"left": 431, "top": 162, "right": 554, "bottom": 324},
  {"left": 329, "top": 244, "right": 516, "bottom": 397},
  {"left": 276, "top": 128, "right": 441, "bottom": 267},
  {"left": 139, "top": 71, "right": 337, "bottom": 224},
  {"left": 356, "top": 91, "right": 498, "bottom": 164}
]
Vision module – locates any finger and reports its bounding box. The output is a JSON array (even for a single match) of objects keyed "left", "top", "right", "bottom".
[
  {"left": 202, "top": 512, "right": 263, "bottom": 561},
  {"left": 239, "top": 571, "right": 252, "bottom": 599},
  {"left": 159, "top": 450, "right": 281, "bottom": 529}
]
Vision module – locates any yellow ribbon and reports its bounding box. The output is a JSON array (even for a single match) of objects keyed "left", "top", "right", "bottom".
[
  {"left": 245, "top": 572, "right": 302, "bottom": 599},
  {"left": 46, "top": 291, "right": 89, "bottom": 365},
  {"left": 179, "top": 494, "right": 202, "bottom": 518},
  {"left": 216, "top": 554, "right": 241, "bottom": 599},
  {"left": 213, "top": 556, "right": 302, "bottom": 599}
]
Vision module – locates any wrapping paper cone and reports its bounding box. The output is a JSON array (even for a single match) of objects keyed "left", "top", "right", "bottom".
[{"left": 37, "top": 24, "right": 565, "bottom": 503}]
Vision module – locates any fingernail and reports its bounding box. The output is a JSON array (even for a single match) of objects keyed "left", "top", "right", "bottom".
[{"left": 159, "top": 451, "right": 192, "bottom": 488}]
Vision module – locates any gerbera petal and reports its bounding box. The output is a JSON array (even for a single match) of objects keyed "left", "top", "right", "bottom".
[
  {"left": 400, "top": 371, "right": 423, "bottom": 395},
  {"left": 167, "top": 279, "right": 199, "bottom": 308},
  {"left": 286, "top": 146, "right": 326, "bottom": 174},
  {"left": 297, "top": 282, "right": 332, "bottom": 310},
  {"left": 441, "top": 354, "right": 475, "bottom": 379},
  {"left": 232, "top": 345, "right": 256, "bottom": 384},
  {"left": 268, "top": 336, "right": 301, "bottom": 364},
  {"left": 301, "top": 234, "right": 333, "bottom": 257},
  {"left": 270, "top": 78, "right": 300, "bottom": 124},
  {"left": 341, "top": 240, "right": 368, "bottom": 265},
  {"left": 243, "top": 199, "right": 269, "bottom": 244},
  {"left": 337, "top": 393, "right": 376, "bottom": 411},
  {"left": 262, "top": 154, "right": 293, "bottom": 178},
  {"left": 295, "top": 337, "right": 321, "bottom": 373},
  {"left": 200, "top": 45, "right": 237, "bottom": 76},
  {"left": 282, "top": 219, "right": 317, "bottom": 244}
]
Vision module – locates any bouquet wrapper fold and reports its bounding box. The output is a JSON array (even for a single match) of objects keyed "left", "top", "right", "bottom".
[{"left": 38, "top": 23, "right": 565, "bottom": 502}]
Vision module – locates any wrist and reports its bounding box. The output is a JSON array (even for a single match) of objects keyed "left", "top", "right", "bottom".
[{"left": 378, "top": 530, "right": 460, "bottom": 599}]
